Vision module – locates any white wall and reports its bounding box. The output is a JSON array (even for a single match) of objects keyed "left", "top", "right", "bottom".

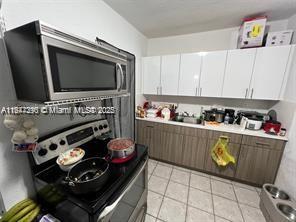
[
  {"left": 147, "top": 20, "right": 288, "bottom": 56},
  {"left": 288, "top": 14, "right": 296, "bottom": 44},
  {"left": 0, "top": 0, "right": 147, "bottom": 209},
  {"left": 274, "top": 14, "right": 296, "bottom": 200}
]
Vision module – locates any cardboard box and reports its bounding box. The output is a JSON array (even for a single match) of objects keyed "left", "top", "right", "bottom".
[
  {"left": 238, "top": 16, "right": 267, "bottom": 48},
  {"left": 266, "top": 30, "right": 293, "bottom": 46}
]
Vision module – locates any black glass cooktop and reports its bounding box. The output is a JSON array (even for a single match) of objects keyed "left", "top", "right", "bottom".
[{"left": 34, "top": 140, "right": 148, "bottom": 215}]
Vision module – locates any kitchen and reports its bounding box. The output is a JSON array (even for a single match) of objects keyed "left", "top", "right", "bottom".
[{"left": 0, "top": 0, "right": 296, "bottom": 222}]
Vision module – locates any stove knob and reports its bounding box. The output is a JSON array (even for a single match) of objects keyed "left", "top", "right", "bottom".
[
  {"left": 103, "top": 124, "right": 108, "bottom": 129},
  {"left": 38, "top": 148, "right": 48, "bottom": 156},
  {"left": 99, "top": 125, "right": 103, "bottom": 130},
  {"left": 59, "top": 140, "right": 66, "bottom": 146},
  {"left": 49, "top": 143, "right": 58, "bottom": 151},
  {"left": 94, "top": 127, "right": 98, "bottom": 132}
]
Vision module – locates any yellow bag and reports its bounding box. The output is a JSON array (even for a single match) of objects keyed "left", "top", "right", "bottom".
[{"left": 211, "top": 136, "right": 235, "bottom": 166}]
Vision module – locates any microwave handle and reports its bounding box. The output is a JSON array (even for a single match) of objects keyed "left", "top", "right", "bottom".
[
  {"left": 116, "top": 63, "right": 124, "bottom": 92},
  {"left": 97, "top": 158, "right": 148, "bottom": 221}
]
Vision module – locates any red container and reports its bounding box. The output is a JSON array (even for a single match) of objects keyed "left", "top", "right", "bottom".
[{"left": 263, "top": 121, "right": 281, "bottom": 134}]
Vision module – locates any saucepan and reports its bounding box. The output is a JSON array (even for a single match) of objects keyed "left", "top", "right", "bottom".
[{"left": 107, "top": 138, "right": 135, "bottom": 159}]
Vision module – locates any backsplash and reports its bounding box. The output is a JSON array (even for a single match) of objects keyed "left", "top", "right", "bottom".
[{"left": 144, "top": 95, "right": 278, "bottom": 116}]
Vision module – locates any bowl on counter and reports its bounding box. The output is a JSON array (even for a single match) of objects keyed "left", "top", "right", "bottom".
[{"left": 56, "top": 147, "right": 85, "bottom": 171}]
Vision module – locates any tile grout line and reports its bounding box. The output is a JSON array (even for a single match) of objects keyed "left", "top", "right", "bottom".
[
  {"left": 184, "top": 171, "right": 192, "bottom": 222},
  {"left": 210, "top": 176, "right": 216, "bottom": 222},
  {"left": 151, "top": 160, "right": 261, "bottom": 219},
  {"left": 150, "top": 170, "right": 261, "bottom": 209},
  {"left": 156, "top": 164, "right": 174, "bottom": 221},
  {"left": 232, "top": 183, "right": 246, "bottom": 222}
]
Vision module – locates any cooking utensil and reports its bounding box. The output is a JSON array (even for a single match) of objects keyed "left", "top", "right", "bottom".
[
  {"left": 214, "top": 110, "right": 225, "bottom": 123},
  {"left": 107, "top": 138, "right": 135, "bottom": 159},
  {"left": 56, "top": 148, "right": 85, "bottom": 171},
  {"left": 63, "top": 157, "right": 109, "bottom": 194}
]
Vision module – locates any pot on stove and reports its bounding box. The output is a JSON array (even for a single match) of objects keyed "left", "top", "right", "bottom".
[
  {"left": 107, "top": 138, "right": 135, "bottom": 160},
  {"left": 63, "top": 157, "right": 109, "bottom": 195}
]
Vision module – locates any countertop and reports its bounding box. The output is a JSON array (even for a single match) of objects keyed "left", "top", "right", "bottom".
[{"left": 136, "top": 117, "right": 288, "bottom": 141}]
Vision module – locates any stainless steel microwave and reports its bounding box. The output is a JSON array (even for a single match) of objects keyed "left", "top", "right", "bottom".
[{"left": 4, "top": 21, "right": 128, "bottom": 102}]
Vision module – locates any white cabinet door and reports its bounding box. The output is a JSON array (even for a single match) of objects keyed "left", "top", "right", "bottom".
[
  {"left": 199, "top": 50, "right": 227, "bottom": 97},
  {"left": 143, "top": 56, "right": 161, "bottom": 94},
  {"left": 160, "top": 54, "right": 180, "bottom": 95},
  {"left": 178, "top": 53, "right": 202, "bottom": 96},
  {"left": 250, "top": 45, "right": 291, "bottom": 100},
  {"left": 222, "top": 48, "right": 256, "bottom": 99}
]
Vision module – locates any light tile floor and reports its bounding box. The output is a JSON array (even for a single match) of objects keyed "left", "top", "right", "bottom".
[{"left": 146, "top": 159, "right": 266, "bottom": 222}]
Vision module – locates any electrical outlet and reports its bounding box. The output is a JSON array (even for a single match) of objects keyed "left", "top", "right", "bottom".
[{"left": 0, "top": 191, "right": 5, "bottom": 217}]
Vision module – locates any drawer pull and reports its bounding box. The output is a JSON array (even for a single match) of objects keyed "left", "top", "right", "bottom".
[
  {"left": 255, "top": 142, "right": 270, "bottom": 146},
  {"left": 146, "top": 126, "right": 154, "bottom": 128}
]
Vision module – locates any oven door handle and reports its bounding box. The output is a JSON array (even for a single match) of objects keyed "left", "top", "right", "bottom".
[
  {"left": 116, "top": 63, "right": 124, "bottom": 92},
  {"left": 98, "top": 158, "right": 148, "bottom": 221}
]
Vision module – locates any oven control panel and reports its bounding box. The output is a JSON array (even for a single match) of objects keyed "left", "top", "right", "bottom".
[{"left": 32, "top": 119, "right": 110, "bottom": 165}]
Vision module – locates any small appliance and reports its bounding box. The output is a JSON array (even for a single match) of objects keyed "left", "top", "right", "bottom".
[
  {"left": 246, "top": 118, "right": 263, "bottom": 130},
  {"left": 4, "top": 21, "right": 129, "bottom": 102},
  {"left": 224, "top": 109, "right": 235, "bottom": 124},
  {"left": 236, "top": 110, "right": 267, "bottom": 125},
  {"left": 264, "top": 120, "right": 282, "bottom": 135}
]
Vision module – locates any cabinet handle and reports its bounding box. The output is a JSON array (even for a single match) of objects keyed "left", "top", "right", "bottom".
[
  {"left": 160, "top": 86, "right": 162, "bottom": 95},
  {"left": 245, "top": 88, "right": 248, "bottom": 99},
  {"left": 200, "top": 87, "right": 202, "bottom": 96},
  {"left": 251, "top": 88, "right": 254, "bottom": 99},
  {"left": 156, "top": 87, "right": 159, "bottom": 95},
  {"left": 195, "top": 87, "right": 198, "bottom": 96},
  {"left": 255, "top": 142, "right": 270, "bottom": 147}
]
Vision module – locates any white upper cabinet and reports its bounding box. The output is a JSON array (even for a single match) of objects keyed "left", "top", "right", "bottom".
[
  {"left": 178, "top": 53, "right": 202, "bottom": 96},
  {"left": 199, "top": 50, "right": 228, "bottom": 97},
  {"left": 142, "top": 45, "right": 293, "bottom": 100},
  {"left": 143, "top": 56, "right": 161, "bottom": 94},
  {"left": 249, "top": 45, "right": 291, "bottom": 100},
  {"left": 222, "top": 48, "right": 256, "bottom": 99},
  {"left": 160, "top": 54, "right": 180, "bottom": 95}
]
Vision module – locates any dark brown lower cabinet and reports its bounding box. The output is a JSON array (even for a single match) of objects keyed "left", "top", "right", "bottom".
[
  {"left": 160, "top": 131, "right": 184, "bottom": 164},
  {"left": 182, "top": 135, "right": 207, "bottom": 170},
  {"left": 204, "top": 139, "right": 241, "bottom": 177},
  {"left": 136, "top": 120, "right": 286, "bottom": 186},
  {"left": 235, "top": 145, "right": 282, "bottom": 185}
]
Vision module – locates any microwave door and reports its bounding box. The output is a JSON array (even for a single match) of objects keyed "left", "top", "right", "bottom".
[{"left": 41, "top": 36, "right": 127, "bottom": 101}]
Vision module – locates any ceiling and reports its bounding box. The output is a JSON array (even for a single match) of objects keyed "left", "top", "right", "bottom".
[{"left": 103, "top": 0, "right": 296, "bottom": 38}]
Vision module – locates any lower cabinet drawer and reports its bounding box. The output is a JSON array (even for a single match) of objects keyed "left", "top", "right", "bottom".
[
  {"left": 208, "top": 130, "right": 242, "bottom": 144},
  {"left": 242, "top": 135, "right": 285, "bottom": 151}
]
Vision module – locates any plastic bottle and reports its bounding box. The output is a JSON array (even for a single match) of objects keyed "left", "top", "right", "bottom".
[{"left": 224, "top": 113, "right": 230, "bottom": 125}]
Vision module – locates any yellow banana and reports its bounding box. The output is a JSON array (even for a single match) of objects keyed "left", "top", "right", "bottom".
[
  {"left": 18, "top": 206, "right": 40, "bottom": 222},
  {"left": 0, "top": 199, "right": 33, "bottom": 222},
  {"left": 8, "top": 202, "right": 36, "bottom": 222}
]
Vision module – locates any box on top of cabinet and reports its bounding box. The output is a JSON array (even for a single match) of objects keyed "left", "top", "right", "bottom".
[
  {"left": 238, "top": 16, "right": 267, "bottom": 49},
  {"left": 266, "top": 30, "right": 294, "bottom": 46}
]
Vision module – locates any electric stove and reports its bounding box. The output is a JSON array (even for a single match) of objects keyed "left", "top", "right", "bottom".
[{"left": 28, "top": 120, "right": 148, "bottom": 222}]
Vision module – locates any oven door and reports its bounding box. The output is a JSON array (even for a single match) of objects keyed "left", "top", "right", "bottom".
[
  {"left": 41, "top": 35, "right": 128, "bottom": 101},
  {"left": 97, "top": 158, "right": 148, "bottom": 222}
]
